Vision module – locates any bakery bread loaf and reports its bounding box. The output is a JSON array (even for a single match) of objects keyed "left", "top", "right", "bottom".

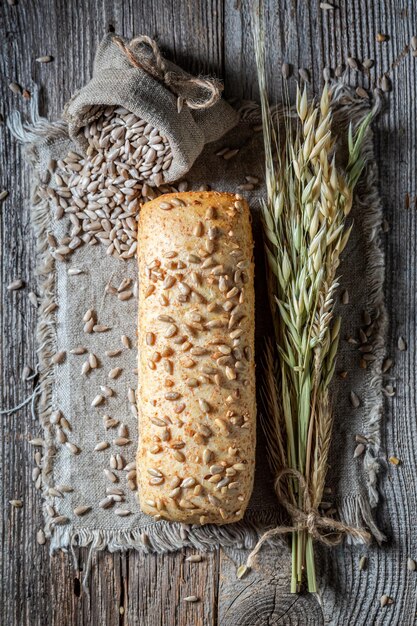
[{"left": 137, "top": 191, "right": 255, "bottom": 524}]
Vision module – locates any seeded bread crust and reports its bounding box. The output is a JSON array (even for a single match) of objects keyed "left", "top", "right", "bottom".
[{"left": 137, "top": 191, "right": 255, "bottom": 525}]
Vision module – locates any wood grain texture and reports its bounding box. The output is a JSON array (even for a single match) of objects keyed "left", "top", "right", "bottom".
[{"left": 1, "top": 0, "right": 417, "bottom": 624}]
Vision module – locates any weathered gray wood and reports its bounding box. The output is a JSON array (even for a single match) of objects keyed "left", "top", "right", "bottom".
[{"left": 1, "top": 0, "right": 417, "bottom": 624}]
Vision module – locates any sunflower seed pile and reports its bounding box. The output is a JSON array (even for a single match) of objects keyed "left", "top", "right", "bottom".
[{"left": 37, "top": 106, "right": 180, "bottom": 262}]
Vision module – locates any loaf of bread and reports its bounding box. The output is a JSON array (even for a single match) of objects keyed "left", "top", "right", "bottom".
[{"left": 137, "top": 191, "right": 255, "bottom": 525}]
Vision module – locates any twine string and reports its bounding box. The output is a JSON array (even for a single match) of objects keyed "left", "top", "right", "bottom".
[
  {"left": 246, "top": 468, "right": 371, "bottom": 569},
  {"left": 112, "top": 35, "right": 223, "bottom": 110}
]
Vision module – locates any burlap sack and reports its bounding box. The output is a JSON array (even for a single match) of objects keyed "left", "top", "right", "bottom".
[{"left": 63, "top": 33, "right": 239, "bottom": 184}]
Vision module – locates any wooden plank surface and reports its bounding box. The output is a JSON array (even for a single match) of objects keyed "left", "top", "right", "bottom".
[{"left": 1, "top": 0, "right": 417, "bottom": 624}]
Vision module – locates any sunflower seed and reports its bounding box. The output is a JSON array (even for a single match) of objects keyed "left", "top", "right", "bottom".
[
  {"left": 114, "top": 437, "right": 131, "bottom": 446},
  {"left": 380, "top": 75, "right": 391, "bottom": 92},
  {"left": 354, "top": 443, "right": 365, "bottom": 458},
  {"left": 28, "top": 291, "right": 38, "bottom": 306},
  {"left": 349, "top": 391, "right": 361, "bottom": 408},
  {"left": 407, "top": 558, "right": 416, "bottom": 571},
  {"left": 9, "top": 499, "right": 23, "bottom": 508},
  {"left": 52, "top": 516, "right": 70, "bottom": 526},
  {"left": 104, "top": 469, "right": 118, "bottom": 483},
  {"left": 92, "top": 394, "right": 105, "bottom": 407},
  {"left": 65, "top": 442, "right": 80, "bottom": 455},
  {"left": 51, "top": 351, "right": 66, "bottom": 364},
  {"left": 36, "top": 55, "right": 53, "bottom": 63},
  {"left": 74, "top": 506, "right": 91, "bottom": 516},
  {"left": 9, "top": 82, "right": 21, "bottom": 94},
  {"left": 70, "top": 346, "right": 87, "bottom": 355},
  {"left": 298, "top": 68, "right": 310, "bottom": 82},
  {"left": 108, "top": 367, "right": 122, "bottom": 379},
  {"left": 398, "top": 336, "right": 407, "bottom": 351},
  {"left": 94, "top": 441, "right": 110, "bottom": 451},
  {"left": 185, "top": 554, "right": 203, "bottom": 563},
  {"left": 99, "top": 497, "right": 114, "bottom": 509},
  {"left": 106, "top": 349, "right": 122, "bottom": 357},
  {"left": 347, "top": 57, "right": 359, "bottom": 70},
  {"left": 121, "top": 335, "right": 131, "bottom": 349},
  {"left": 359, "top": 555, "right": 367, "bottom": 571},
  {"left": 7, "top": 279, "right": 24, "bottom": 291},
  {"left": 382, "top": 358, "right": 393, "bottom": 373}
]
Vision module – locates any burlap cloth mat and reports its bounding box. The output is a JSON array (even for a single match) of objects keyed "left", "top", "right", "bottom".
[{"left": 8, "top": 82, "right": 386, "bottom": 583}]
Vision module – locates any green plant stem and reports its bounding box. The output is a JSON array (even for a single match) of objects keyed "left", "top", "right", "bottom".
[
  {"left": 291, "top": 532, "right": 298, "bottom": 593},
  {"left": 306, "top": 535, "right": 317, "bottom": 593}
]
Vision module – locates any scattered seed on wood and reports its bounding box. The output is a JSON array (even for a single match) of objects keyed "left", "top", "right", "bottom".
[
  {"left": 335, "top": 64, "right": 345, "bottom": 77},
  {"left": 27, "top": 292, "right": 38, "bottom": 308},
  {"left": 380, "top": 594, "right": 391, "bottom": 607},
  {"left": 323, "top": 67, "right": 332, "bottom": 81},
  {"left": 362, "top": 58, "right": 375, "bottom": 69},
  {"left": 114, "top": 509, "right": 131, "bottom": 516},
  {"left": 184, "top": 596, "right": 199, "bottom": 603},
  {"left": 9, "top": 499, "right": 23, "bottom": 508},
  {"left": 389, "top": 456, "right": 401, "bottom": 465},
  {"left": 298, "top": 68, "right": 310, "bottom": 82},
  {"left": 356, "top": 86, "right": 369, "bottom": 99},
  {"left": 36, "top": 55, "right": 53, "bottom": 63},
  {"left": 237, "top": 564, "right": 249, "bottom": 579},
  {"left": 407, "top": 558, "right": 416, "bottom": 571},
  {"left": 320, "top": 1, "right": 335, "bottom": 9},
  {"left": 411, "top": 36, "right": 417, "bottom": 51},
  {"left": 185, "top": 554, "right": 203, "bottom": 562},
  {"left": 36, "top": 529, "right": 46, "bottom": 545},
  {"left": 9, "top": 82, "right": 21, "bottom": 94},
  {"left": 7, "top": 278, "right": 24, "bottom": 291},
  {"left": 281, "top": 62, "right": 291, "bottom": 79},
  {"left": 21, "top": 365, "right": 32, "bottom": 381},
  {"left": 347, "top": 57, "right": 359, "bottom": 70},
  {"left": 29, "top": 438, "right": 45, "bottom": 447},
  {"left": 0, "top": 189, "right": 10, "bottom": 202},
  {"left": 359, "top": 555, "right": 367, "bottom": 571},
  {"left": 397, "top": 336, "right": 407, "bottom": 351},
  {"left": 376, "top": 33, "right": 389, "bottom": 42},
  {"left": 381, "top": 75, "right": 392, "bottom": 92}
]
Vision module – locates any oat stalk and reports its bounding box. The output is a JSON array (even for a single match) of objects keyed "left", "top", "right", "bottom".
[{"left": 254, "top": 19, "right": 372, "bottom": 593}]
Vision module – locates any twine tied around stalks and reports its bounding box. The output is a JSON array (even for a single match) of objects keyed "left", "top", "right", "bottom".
[
  {"left": 113, "top": 35, "right": 223, "bottom": 112},
  {"left": 245, "top": 468, "right": 371, "bottom": 571}
]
